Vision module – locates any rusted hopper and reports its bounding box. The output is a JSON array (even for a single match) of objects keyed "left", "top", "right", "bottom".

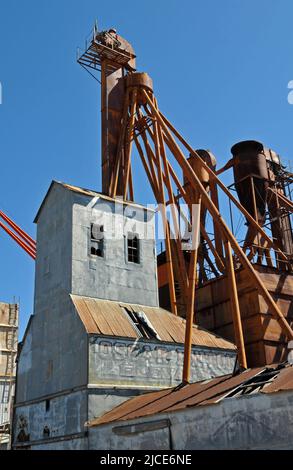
[
  {"left": 231, "top": 140, "right": 270, "bottom": 227},
  {"left": 231, "top": 140, "right": 293, "bottom": 263}
]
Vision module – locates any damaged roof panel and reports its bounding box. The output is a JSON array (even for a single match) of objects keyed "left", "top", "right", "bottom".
[
  {"left": 262, "top": 366, "right": 293, "bottom": 393},
  {"left": 90, "top": 363, "right": 293, "bottom": 427}
]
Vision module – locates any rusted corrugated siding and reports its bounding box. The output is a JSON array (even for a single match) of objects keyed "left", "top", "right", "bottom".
[
  {"left": 262, "top": 366, "right": 293, "bottom": 393},
  {"left": 70, "top": 294, "right": 236, "bottom": 350}
]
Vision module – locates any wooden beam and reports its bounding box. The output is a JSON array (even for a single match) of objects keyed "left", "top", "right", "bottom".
[
  {"left": 224, "top": 239, "right": 247, "bottom": 369},
  {"left": 182, "top": 196, "right": 201, "bottom": 383},
  {"left": 156, "top": 108, "right": 189, "bottom": 303},
  {"left": 123, "top": 89, "right": 137, "bottom": 199},
  {"left": 150, "top": 94, "right": 178, "bottom": 315},
  {"left": 134, "top": 134, "right": 160, "bottom": 200}
]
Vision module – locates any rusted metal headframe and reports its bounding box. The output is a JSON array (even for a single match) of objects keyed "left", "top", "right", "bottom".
[{"left": 78, "top": 27, "right": 293, "bottom": 382}]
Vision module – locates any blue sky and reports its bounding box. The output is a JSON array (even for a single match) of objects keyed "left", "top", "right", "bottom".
[{"left": 0, "top": 0, "right": 293, "bottom": 338}]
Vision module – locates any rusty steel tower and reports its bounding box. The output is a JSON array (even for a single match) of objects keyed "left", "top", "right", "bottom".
[{"left": 78, "top": 25, "right": 293, "bottom": 375}]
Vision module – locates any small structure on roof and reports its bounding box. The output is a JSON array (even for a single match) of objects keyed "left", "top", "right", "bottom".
[{"left": 13, "top": 181, "right": 236, "bottom": 450}]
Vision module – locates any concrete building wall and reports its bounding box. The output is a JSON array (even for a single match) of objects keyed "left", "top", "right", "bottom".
[
  {"left": 88, "top": 388, "right": 148, "bottom": 422},
  {"left": 35, "top": 183, "right": 159, "bottom": 309},
  {"left": 16, "top": 297, "right": 88, "bottom": 403},
  {"left": 71, "top": 196, "right": 158, "bottom": 306},
  {"left": 13, "top": 389, "right": 87, "bottom": 448},
  {"left": 34, "top": 184, "right": 73, "bottom": 316},
  {"left": 13, "top": 337, "right": 236, "bottom": 449},
  {"left": 88, "top": 390, "right": 293, "bottom": 450},
  {"left": 28, "top": 437, "right": 88, "bottom": 450},
  {"left": 13, "top": 387, "right": 149, "bottom": 449}
]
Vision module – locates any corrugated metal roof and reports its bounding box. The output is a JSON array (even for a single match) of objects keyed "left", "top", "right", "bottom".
[
  {"left": 90, "top": 363, "right": 293, "bottom": 427},
  {"left": 262, "top": 365, "right": 293, "bottom": 393},
  {"left": 70, "top": 294, "right": 236, "bottom": 350}
]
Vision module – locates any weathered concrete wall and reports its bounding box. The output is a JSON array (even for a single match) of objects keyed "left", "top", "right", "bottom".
[
  {"left": 16, "top": 297, "right": 88, "bottom": 403},
  {"left": 72, "top": 196, "right": 158, "bottom": 306},
  {"left": 35, "top": 182, "right": 158, "bottom": 310},
  {"left": 88, "top": 390, "right": 293, "bottom": 450},
  {"left": 88, "top": 388, "right": 148, "bottom": 421},
  {"left": 13, "top": 387, "right": 151, "bottom": 449},
  {"left": 17, "top": 185, "right": 89, "bottom": 403},
  {"left": 89, "top": 337, "right": 236, "bottom": 389},
  {"left": 28, "top": 437, "right": 88, "bottom": 450},
  {"left": 34, "top": 184, "right": 73, "bottom": 316},
  {"left": 13, "top": 389, "right": 87, "bottom": 448}
]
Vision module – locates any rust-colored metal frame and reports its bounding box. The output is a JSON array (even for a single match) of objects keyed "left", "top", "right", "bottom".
[{"left": 106, "top": 82, "right": 293, "bottom": 380}]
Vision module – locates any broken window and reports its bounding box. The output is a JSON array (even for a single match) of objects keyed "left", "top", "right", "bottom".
[
  {"left": 90, "top": 223, "right": 104, "bottom": 257},
  {"left": 127, "top": 233, "right": 140, "bottom": 264},
  {"left": 123, "top": 308, "right": 160, "bottom": 340}
]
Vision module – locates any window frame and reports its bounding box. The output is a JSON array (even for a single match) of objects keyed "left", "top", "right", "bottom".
[
  {"left": 126, "top": 232, "right": 140, "bottom": 264},
  {"left": 90, "top": 223, "right": 104, "bottom": 258}
]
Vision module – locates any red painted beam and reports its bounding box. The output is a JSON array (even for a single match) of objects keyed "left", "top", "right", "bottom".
[
  {"left": 0, "top": 220, "right": 36, "bottom": 260},
  {"left": 0, "top": 210, "right": 36, "bottom": 249}
]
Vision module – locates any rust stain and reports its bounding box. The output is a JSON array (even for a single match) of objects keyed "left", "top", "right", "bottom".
[{"left": 70, "top": 294, "right": 236, "bottom": 350}]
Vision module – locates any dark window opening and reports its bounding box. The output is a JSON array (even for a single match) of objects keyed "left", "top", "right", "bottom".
[
  {"left": 127, "top": 234, "right": 140, "bottom": 264},
  {"left": 90, "top": 224, "right": 104, "bottom": 257},
  {"left": 45, "top": 399, "right": 50, "bottom": 412},
  {"left": 124, "top": 308, "right": 160, "bottom": 340}
]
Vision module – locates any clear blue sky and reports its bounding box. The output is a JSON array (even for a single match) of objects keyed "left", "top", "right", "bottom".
[{"left": 0, "top": 0, "right": 293, "bottom": 338}]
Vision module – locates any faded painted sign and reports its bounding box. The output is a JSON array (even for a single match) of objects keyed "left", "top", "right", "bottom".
[{"left": 89, "top": 337, "right": 236, "bottom": 387}]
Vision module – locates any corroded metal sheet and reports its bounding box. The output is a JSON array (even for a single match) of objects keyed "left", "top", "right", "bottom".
[
  {"left": 71, "top": 296, "right": 98, "bottom": 333},
  {"left": 70, "top": 295, "right": 236, "bottom": 350},
  {"left": 262, "top": 366, "right": 293, "bottom": 393},
  {"left": 91, "top": 365, "right": 293, "bottom": 427}
]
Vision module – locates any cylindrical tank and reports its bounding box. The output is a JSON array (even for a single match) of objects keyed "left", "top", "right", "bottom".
[
  {"left": 184, "top": 149, "right": 217, "bottom": 226},
  {"left": 126, "top": 72, "right": 153, "bottom": 105},
  {"left": 231, "top": 140, "right": 269, "bottom": 226},
  {"left": 184, "top": 149, "right": 216, "bottom": 194}
]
